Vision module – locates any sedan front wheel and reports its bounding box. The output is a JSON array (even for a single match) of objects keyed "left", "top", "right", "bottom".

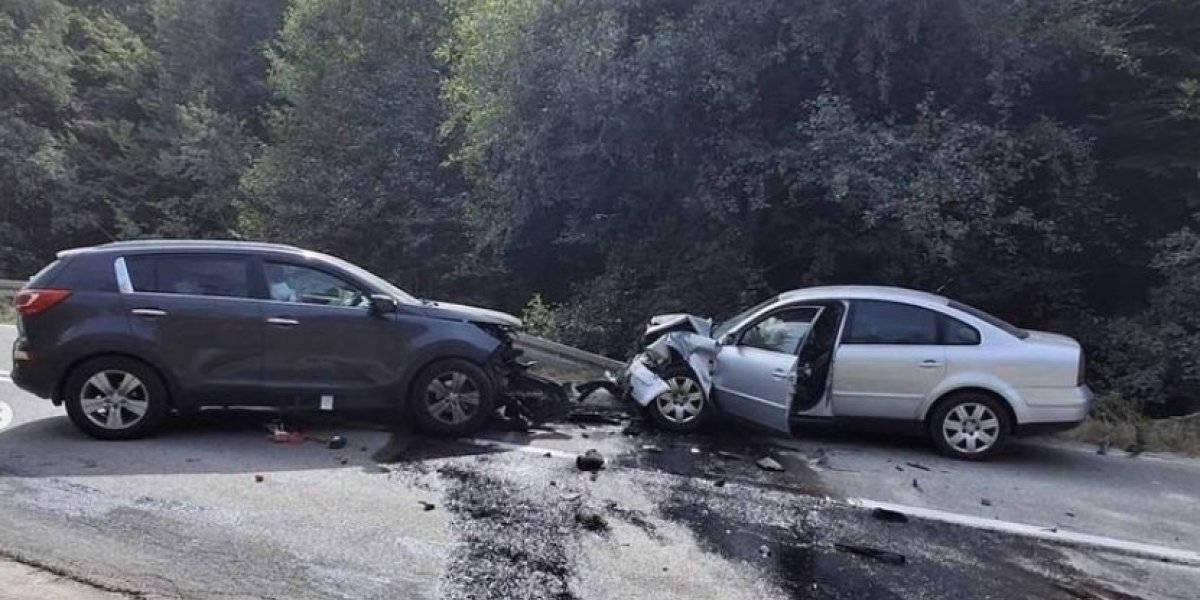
[{"left": 645, "top": 364, "right": 711, "bottom": 433}]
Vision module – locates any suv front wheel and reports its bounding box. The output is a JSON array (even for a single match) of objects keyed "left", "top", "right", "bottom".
[{"left": 64, "top": 356, "right": 170, "bottom": 440}]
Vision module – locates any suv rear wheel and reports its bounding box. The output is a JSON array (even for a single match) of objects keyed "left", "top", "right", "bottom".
[{"left": 64, "top": 356, "right": 170, "bottom": 440}]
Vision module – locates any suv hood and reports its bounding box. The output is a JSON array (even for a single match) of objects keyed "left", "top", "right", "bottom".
[{"left": 420, "top": 300, "right": 523, "bottom": 328}]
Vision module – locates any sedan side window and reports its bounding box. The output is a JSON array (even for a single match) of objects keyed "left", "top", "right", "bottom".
[
  {"left": 264, "top": 262, "right": 368, "bottom": 308},
  {"left": 739, "top": 307, "right": 821, "bottom": 354},
  {"left": 844, "top": 300, "right": 938, "bottom": 345},
  {"left": 939, "top": 315, "right": 981, "bottom": 345}
]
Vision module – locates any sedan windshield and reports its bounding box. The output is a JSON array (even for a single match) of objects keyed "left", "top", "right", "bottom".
[{"left": 712, "top": 295, "right": 779, "bottom": 341}]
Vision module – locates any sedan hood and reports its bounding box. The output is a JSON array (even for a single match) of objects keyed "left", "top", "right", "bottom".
[
  {"left": 421, "top": 301, "right": 523, "bottom": 328},
  {"left": 646, "top": 313, "right": 713, "bottom": 338}
]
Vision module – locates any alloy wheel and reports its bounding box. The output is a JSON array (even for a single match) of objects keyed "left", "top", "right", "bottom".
[
  {"left": 425, "top": 371, "right": 481, "bottom": 426},
  {"left": 941, "top": 402, "right": 1001, "bottom": 454},
  {"left": 79, "top": 370, "right": 151, "bottom": 430}
]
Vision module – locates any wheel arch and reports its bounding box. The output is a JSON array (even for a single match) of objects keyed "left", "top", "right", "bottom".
[
  {"left": 54, "top": 351, "right": 179, "bottom": 408},
  {"left": 924, "top": 387, "right": 1017, "bottom": 434}
]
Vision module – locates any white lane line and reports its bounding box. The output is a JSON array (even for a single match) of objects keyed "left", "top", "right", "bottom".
[
  {"left": 846, "top": 497, "right": 1200, "bottom": 566},
  {"left": 466, "top": 436, "right": 1200, "bottom": 566},
  {"left": 0, "top": 371, "right": 11, "bottom": 383}
]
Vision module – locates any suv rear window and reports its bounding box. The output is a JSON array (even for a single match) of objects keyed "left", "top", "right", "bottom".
[{"left": 125, "top": 255, "right": 253, "bottom": 299}]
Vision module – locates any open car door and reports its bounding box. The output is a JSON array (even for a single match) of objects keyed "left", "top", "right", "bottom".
[{"left": 712, "top": 305, "right": 824, "bottom": 433}]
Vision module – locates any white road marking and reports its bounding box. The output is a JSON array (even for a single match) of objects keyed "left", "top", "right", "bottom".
[
  {"left": 463, "top": 437, "right": 581, "bottom": 460},
  {"left": 0, "top": 371, "right": 11, "bottom": 383},
  {"left": 466, "top": 436, "right": 1200, "bottom": 567}
]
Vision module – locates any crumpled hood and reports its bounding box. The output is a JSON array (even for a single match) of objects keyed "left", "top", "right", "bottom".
[
  {"left": 645, "top": 313, "right": 713, "bottom": 338},
  {"left": 420, "top": 301, "right": 523, "bottom": 328}
]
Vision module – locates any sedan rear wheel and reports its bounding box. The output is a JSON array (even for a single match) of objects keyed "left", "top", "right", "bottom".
[{"left": 929, "top": 393, "right": 1010, "bottom": 460}]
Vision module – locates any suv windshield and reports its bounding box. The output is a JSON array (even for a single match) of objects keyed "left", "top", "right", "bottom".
[
  {"left": 313, "top": 252, "right": 420, "bottom": 305},
  {"left": 948, "top": 301, "right": 1029, "bottom": 339}
]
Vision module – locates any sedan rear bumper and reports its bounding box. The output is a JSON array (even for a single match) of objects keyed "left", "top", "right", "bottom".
[{"left": 1013, "top": 385, "right": 1092, "bottom": 436}]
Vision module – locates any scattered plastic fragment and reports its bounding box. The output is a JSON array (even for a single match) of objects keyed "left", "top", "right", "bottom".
[
  {"left": 419, "top": 501, "right": 436, "bottom": 511},
  {"left": 327, "top": 435, "right": 347, "bottom": 450},
  {"left": 755, "top": 456, "right": 784, "bottom": 472},
  {"left": 834, "top": 543, "right": 906, "bottom": 565},
  {"left": 576, "top": 449, "right": 605, "bottom": 472},
  {"left": 904, "top": 462, "right": 931, "bottom": 472}
]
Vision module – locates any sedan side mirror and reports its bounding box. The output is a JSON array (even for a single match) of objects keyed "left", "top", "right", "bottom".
[{"left": 368, "top": 294, "right": 398, "bottom": 316}]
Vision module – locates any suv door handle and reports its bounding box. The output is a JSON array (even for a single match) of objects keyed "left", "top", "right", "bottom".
[
  {"left": 130, "top": 308, "right": 167, "bottom": 317},
  {"left": 266, "top": 317, "right": 299, "bottom": 326},
  {"left": 919, "top": 359, "right": 943, "bottom": 368}
]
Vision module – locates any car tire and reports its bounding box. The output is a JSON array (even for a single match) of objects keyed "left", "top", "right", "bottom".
[
  {"left": 409, "top": 358, "right": 495, "bottom": 436},
  {"left": 644, "top": 364, "right": 711, "bottom": 433},
  {"left": 63, "top": 356, "right": 170, "bottom": 440},
  {"left": 928, "top": 392, "right": 1011, "bottom": 460}
]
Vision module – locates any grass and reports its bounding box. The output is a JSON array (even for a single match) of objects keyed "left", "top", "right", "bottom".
[{"left": 1061, "top": 416, "right": 1200, "bottom": 457}]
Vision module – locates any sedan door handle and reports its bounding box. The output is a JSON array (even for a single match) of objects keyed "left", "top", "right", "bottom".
[
  {"left": 130, "top": 308, "right": 167, "bottom": 317},
  {"left": 771, "top": 368, "right": 794, "bottom": 380},
  {"left": 266, "top": 317, "right": 300, "bottom": 326},
  {"left": 919, "top": 359, "right": 943, "bottom": 368}
]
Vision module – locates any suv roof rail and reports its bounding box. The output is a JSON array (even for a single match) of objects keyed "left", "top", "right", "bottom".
[{"left": 57, "top": 239, "right": 303, "bottom": 257}]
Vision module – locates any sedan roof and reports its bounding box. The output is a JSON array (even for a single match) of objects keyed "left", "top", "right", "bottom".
[{"left": 778, "top": 285, "right": 950, "bottom": 305}]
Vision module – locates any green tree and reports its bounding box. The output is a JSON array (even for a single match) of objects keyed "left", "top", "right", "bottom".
[{"left": 245, "top": 0, "right": 473, "bottom": 297}]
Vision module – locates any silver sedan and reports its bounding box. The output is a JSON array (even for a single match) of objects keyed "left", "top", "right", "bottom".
[{"left": 625, "top": 286, "right": 1092, "bottom": 459}]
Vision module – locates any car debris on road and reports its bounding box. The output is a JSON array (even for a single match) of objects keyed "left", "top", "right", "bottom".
[{"left": 576, "top": 449, "right": 605, "bottom": 472}]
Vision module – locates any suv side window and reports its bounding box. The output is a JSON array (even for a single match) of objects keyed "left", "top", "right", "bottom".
[
  {"left": 125, "top": 255, "right": 252, "bottom": 299},
  {"left": 844, "top": 300, "right": 939, "bottom": 345},
  {"left": 739, "top": 307, "right": 821, "bottom": 354},
  {"left": 264, "top": 262, "right": 368, "bottom": 308}
]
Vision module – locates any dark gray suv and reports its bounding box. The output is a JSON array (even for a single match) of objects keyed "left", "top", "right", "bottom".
[{"left": 10, "top": 240, "right": 558, "bottom": 439}]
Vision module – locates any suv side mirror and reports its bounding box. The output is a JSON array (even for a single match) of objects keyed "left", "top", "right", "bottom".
[{"left": 368, "top": 294, "right": 398, "bottom": 316}]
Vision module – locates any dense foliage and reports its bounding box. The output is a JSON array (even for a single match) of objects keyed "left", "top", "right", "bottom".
[{"left": 1, "top": 0, "right": 1198, "bottom": 413}]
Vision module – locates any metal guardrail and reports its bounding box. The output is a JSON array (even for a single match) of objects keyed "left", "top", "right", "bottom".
[
  {"left": 514, "top": 333, "right": 625, "bottom": 371},
  {"left": 0, "top": 279, "right": 22, "bottom": 297},
  {"left": 0, "top": 276, "right": 621, "bottom": 370}
]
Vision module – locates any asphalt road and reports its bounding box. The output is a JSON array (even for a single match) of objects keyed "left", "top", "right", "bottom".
[{"left": 2, "top": 323, "right": 1198, "bottom": 599}]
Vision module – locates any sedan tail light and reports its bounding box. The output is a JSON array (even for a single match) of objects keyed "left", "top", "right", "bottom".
[
  {"left": 14, "top": 288, "right": 72, "bottom": 317},
  {"left": 1077, "top": 351, "right": 1086, "bottom": 386}
]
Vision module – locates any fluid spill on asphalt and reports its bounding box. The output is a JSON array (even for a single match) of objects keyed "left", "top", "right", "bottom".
[{"left": 435, "top": 465, "right": 582, "bottom": 600}]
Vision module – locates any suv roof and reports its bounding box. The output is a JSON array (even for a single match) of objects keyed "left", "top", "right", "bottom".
[{"left": 57, "top": 239, "right": 304, "bottom": 258}]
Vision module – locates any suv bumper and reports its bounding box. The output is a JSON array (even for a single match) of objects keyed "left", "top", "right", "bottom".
[{"left": 10, "top": 338, "right": 55, "bottom": 400}]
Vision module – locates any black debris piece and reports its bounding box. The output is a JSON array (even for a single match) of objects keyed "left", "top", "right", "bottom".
[
  {"left": 714, "top": 479, "right": 726, "bottom": 488},
  {"left": 576, "top": 449, "right": 606, "bottom": 472},
  {"left": 1065, "top": 512, "right": 1076, "bottom": 518},
  {"left": 894, "top": 465, "right": 904, "bottom": 472},
  {"left": 912, "top": 478, "right": 921, "bottom": 491},
  {"left": 338, "top": 457, "right": 348, "bottom": 465},
  {"left": 419, "top": 501, "right": 436, "bottom": 511},
  {"left": 904, "top": 461, "right": 931, "bottom": 472},
  {"left": 254, "top": 474, "right": 264, "bottom": 483},
  {"left": 755, "top": 456, "right": 785, "bottom": 472},
  {"left": 981, "top": 498, "right": 993, "bottom": 507},
  {"left": 581, "top": 433, "right": 590, "bottom": 439},
  {"left": 576, "top": 508, "right": 609, "bottom": 532},
  {"left": 834, "top": 543, "right": 906, "bottom": 566},
  {"left": 871, "top": 508, "right": 909, "bottom": 524},
  {"left": 544, "top": 452, "right": 553, "bottom": 458},
  {"left": 567, "top": 411, "right": 625, "bottom": 426},
  {"left": 327, "top": 435, "right": 347, "bottom": 450}
]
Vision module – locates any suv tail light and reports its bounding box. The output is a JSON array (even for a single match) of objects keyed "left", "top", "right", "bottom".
[{"left": 14, "top": 289, "right": 72, "bottom": 317}]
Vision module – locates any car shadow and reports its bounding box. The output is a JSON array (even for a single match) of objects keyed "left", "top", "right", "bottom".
[{"left": 0, "top": 408, "right": 568, "bottom": 479}]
